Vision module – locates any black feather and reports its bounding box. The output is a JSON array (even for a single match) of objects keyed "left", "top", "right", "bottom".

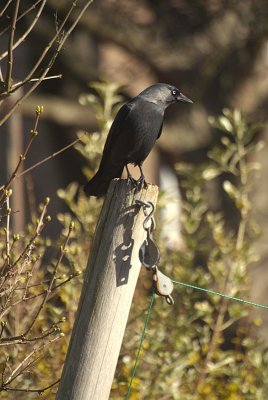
[{"left": 84, "top": 83, "right": 192, "bottom": 197}]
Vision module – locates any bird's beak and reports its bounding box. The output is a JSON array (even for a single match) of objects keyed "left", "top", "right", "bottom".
[{"left": 177, "top": 92, "right": 193, "bottom": 104}]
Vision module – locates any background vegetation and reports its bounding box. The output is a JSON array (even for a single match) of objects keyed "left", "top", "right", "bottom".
[{"left": 1, "top": 1, "right": 268, "bottom": 398}]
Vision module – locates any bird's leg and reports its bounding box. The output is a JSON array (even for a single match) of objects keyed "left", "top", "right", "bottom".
[
  {"left": 125, "top": 165, "right": 136, "bottom": 186},
  {"left": 137, "top": 164, "right": 148, "bottom": 189}
]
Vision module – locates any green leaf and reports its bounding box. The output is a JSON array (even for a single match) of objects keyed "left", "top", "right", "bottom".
[{"left": 202, "top": 167, "right": 221, "bottom": 180}]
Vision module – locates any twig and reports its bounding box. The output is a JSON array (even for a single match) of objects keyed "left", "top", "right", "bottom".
[
  {"left": 25, "top": 135, "right": 84, "bottom": 176},
  {"left": 4, "top": 347, "right": 37, "bottom": 384},
  {"left": 23, "top": 221, "right": 74, "bottom": 336},
  {"left": 0, "top": 197, "right": 49, "bottom": 297},
  {"left": 0, "top": 106, "right": 42, "bottom": 202},
  {"left": 2, "top": 336, "right": 61, "bottom": 388},
  {"left": 0, "top": 0, "right": 46, "bottom": 61},
  {"left": 0, "top": 277, "right": 52, "bottom": 298},
  {"left": 0, "top": 322, "right": 6, "bottom": 339},
  {"left": 0, "top": 357, "right": 8, "bottom": 386},
  {"left": 5, "top": 0, "right": 20, "bottom": 92},
  {"left": 0, "top": 272, "right": 79, "bottom": 320},
  {"left": 1, "top": 378, "right": 60, "bottom": 394},
  {"left": 0, "top": 0, "right": 14, "bottom": 18},
  {"left": 194, "top": 296, "right": 229, "bottom": 395},
  {"left": 0, "top": 135, "right": 83, "bottom": 192},
  {"left": 0, "top": 0, "right": 43, "bottom": 37},
  {"left": 5, "top": 192, "right": 11, "bottom": 268},
  {"left": 1, "top": 117, "right": 82, "bottom": 196},
  {"left": 0, "top": 325, "right": 60, "bottom": 345},
  {"left": 0, "top": 0, "right": 76, "bottom": 101},
  {"left": 0, "top": 0, "right": 94, "bottom": 125},
  {"left": 193, "top": 266, "right": 231, "bottom": 395},
  {"left": 22, "top": 255, "right": 41, "bottom": 300},
  {"left": 11, "top": 74, "right": 62, "bottom": 90},
  {"left": 11, "top": 197, "right": 49, "bottom": 267}
]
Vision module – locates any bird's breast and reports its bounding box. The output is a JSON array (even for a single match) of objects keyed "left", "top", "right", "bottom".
[{"left": 110, "top": 101, "right": 164, "bottom": 166}]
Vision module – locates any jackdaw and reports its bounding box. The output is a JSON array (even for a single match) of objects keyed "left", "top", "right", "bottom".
[{"left": 84, "top": 83, "right": 192, "bottom": 197}]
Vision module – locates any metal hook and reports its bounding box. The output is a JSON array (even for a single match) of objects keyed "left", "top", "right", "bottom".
[{"left": 135, "top": 200, "right": 155, "bottom": 231}]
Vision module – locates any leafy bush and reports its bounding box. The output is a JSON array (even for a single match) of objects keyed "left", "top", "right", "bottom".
[{"left": 1, "top": 81, "right": 268, "bottom": 399}]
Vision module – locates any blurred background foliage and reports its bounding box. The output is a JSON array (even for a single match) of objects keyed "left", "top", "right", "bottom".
[{"left": 1, "top": 0, "right": 268, "bottom": 398}]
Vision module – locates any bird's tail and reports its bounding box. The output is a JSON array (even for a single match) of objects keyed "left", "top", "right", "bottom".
[{"left": 84, "top": 165, "right": 124, "bottom": 197}]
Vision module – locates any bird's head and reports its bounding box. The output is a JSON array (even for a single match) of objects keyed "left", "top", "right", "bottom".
[{"left": 138, "top": 83, "right": 193, "bottom": 108}]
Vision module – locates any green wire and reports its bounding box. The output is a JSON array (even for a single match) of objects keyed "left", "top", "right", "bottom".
[
  {"left": 125, "top": 280, "right": 268, "bottom": 398},
  {"left": 125, "top": 290, "right": 155, "bottom": 400},
  {"left": 173, "top": 280, "right": 268, "bottom": 310}
]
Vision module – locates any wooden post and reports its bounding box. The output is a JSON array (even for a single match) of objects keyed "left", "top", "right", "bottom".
[{"left": 56, "top": 179, "right": 158, "bottom": 400}]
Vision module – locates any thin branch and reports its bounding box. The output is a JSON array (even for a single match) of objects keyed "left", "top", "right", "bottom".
[
  {"left": 4, "top": 348, "right": 36, "bottom": 384},
  {"left": 0, "top": 0, "right": 94, "bottom": 125},
  {"left": 0, "top": 357, "right": 8, "bottom": 386},
  {"left": 0, "top": 272, "right": 79, "bottom": 320},
  {"left": 5, "top": 0, "right": 20, "bottom": 92},
  {"left": 193, "top": 268, "right": 231, "bottom": 395},
  {"left": 2, "top": 336, "right": 61, "bottom": 388},
  {"left": 0, "top": 0, "right": 47, "bottom": 61},
  {"left": 0, "top": 322, "right": 6, "bottom": 339},
  {"left": 6, "top": 351, "right": 45, "bottom": 385},
  {"left": 0, "top": 326, "right": 60, "bottom": 345},
  {"left": 0, "top": 0, "right": 14, "bottom": 18},
  {"left": 20, "top": 135, "right": 83, "bottom": 177},
  {"left": 1, "top": 378, "right": 60, "bottom": 394},
  {"left": 0, "top": 135, "right": 83, "bottom": 193},
  {"left": 1, "top": 0, "right": 77, "bottom": 99},
  {"left": 22, "top": 256, "right": 40, "bottom": 300},
  {"left": 11, "top": 74, "right": 62, "bottom": 90},
  {"left": 0, "top": 278, "right": 52, "bottom": 298},
  {"left": 23, "top": 222, "right": 74, "bottom": 335},
  {"left": 0, "top": 107, "right": 41, "bottom": 201},
  {"left": 5, "top": 193, "right": 11, "bottom": 268},
  {"left": 0, "top": 197, "right": 49, "bottom": 290},
  {"left": 11, "top": 197, "right": 49, "bottom": 267},
  {"left": 0, "top": 0, "right": 43, "bottom": 37}
]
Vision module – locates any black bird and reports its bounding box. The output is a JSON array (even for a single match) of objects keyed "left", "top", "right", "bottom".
[{"left": 84, "top": 83, "right": 192, "bottom": 197}]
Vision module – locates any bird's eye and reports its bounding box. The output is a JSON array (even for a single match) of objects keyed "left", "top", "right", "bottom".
[{"left": 171, "top": 90, "right": 177, "bottom": 96}]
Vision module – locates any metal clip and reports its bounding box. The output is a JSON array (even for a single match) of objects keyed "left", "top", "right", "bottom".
[
  {"left": 153, "top": 266, "right": 174, "bottom": 305},
  {"left": 137, "top": 200, "right": 159, "bottom": 270},
  {"left": 136, "top": 200, "right": 155, "bottom": 230},
  {"left": 136, "top": 199, "right": 174, "bottom": 305}
]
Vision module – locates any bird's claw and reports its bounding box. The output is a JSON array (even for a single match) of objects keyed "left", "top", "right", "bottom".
[
  {"left": 135, "top": 176, "right": 148, "bottom": 191},
  {"left": 127, "top": 176, "right": 136, "bottom": 186}
]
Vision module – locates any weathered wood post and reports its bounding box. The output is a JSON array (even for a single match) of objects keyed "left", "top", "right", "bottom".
[{"left": 56, "top": 179, "right": 158, "bottom": 400}]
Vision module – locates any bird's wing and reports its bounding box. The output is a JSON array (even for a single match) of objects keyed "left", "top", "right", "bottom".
[
  {"left": 157, "top": 121, "right": 163, "bottom": 140},
  {"left": 102, "top": 102, "right": 134, "bottom": 156}
]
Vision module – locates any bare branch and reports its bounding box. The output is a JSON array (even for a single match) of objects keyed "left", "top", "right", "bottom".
[
  {"left": 0, "top": 322, "right": 6, "bottom": 339},
  {"left": 0, "top": 272, "right": 79, "bottom": 320},
  {"left": 20, "top": 135, "right": 83, "bottom": 177},
  {"left": 2, "top": 337, "right": 61, "bottom": 390},
  {"left": 0, "top": 106, "right": 42, "bottom": 201},
  {"left": 0, "top": 135, "right": 84, "bottom": 193},
  {"left": 4, "top": 347, "right": 37, "bottom": 384},
  {"left": 11, "top": 74, "right": 62, "bottom": 90},
  {"left": 5, "top": 192, "right": 11, "bottom": 268},
  {"left": 23, "top": 221, "right": 74, "bottom": 335},
  {"left": 0, "top": 0, "right": 47, "bottom": 61},
  {"left": 0, "top": 325, "right": 61, "bottom": 345},
  {"left": 0, "top": 0, "right": 14, "bottom": 18},
  {"left": 0, "top": 0, "right": 43, "bottom": 37},
  {"left": 0, "top": 0, "right": 94, "bottom": 125},
  {"left": 1, "top": 378, "right": 60, "bottom": 394},
  {"left": 0, "top": 197, "right": 49, "bottom": 293},
  {"left": 5, "top": 0, "right": 20, "bottom": 92}
]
